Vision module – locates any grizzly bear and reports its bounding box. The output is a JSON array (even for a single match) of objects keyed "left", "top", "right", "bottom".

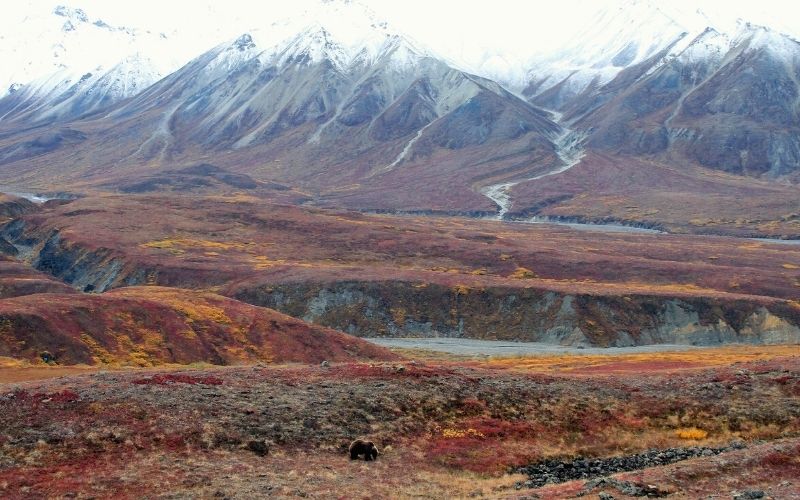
[{"left": 349, "top": 439, "right": 378, "bottom": 461}]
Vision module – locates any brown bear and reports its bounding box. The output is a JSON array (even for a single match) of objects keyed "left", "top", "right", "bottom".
[{"left": 349, "top": 439, "right": 378, "bottom": 461}]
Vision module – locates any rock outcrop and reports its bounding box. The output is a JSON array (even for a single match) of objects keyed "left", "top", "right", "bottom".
[{"left": 230, "top": 281, "right": 800, "bottom": 346}]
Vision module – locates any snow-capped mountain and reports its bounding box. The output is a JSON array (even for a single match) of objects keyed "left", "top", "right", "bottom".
[
  {"left": 0, "top": 0, "right": 563, "bottom": 214},
  {"left": 522, "top": 0, "right": 689, "bottom": 108},
  {"left": 0, "top": 4, "right": 182, "bottom": 123},
  {"left": 521, "top": 0, "right": 799, "bottom": 111},
  {"left": 565, "top": 20, "right": 800, "bottom": 178},
  {"left": 0, "top": 53, "right": 170, "bottom": 123},
  {"left": 247, "top": 1, "right": 437, "bottom": 71},
  {"left": 0, "top": 0, "right": 797, "bottom": 214},
  {"left": 499, "top": 0, "right": 800, "bottom": 180},
  {"left": 130, "top": 8, "right": 557, "bottom": 201}
]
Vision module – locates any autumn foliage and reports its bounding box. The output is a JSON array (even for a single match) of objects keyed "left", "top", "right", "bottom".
[{"left": 0, "top": 286, "right": 397, "bottom": 366}]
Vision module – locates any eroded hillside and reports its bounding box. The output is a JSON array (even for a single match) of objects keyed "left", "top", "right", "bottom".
[{"left": 3, "top": 194, "right": 800, "bottom": 346}]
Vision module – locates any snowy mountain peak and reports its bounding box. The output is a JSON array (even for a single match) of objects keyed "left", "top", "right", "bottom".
[
  {"left": 677, "top": 26, "right": 730, "bottom": 60},
  {"left": 520, "top": 0, "right": 800, "bottom": 107},
  {"left": 260, "top": 0, "right": 431, "bottom": 70},
  {"left": 232, "top": 33, "right": 256, "bottom": 52},
  {"left": 0, "top": 3, "right": 190, "bottom": 121},
  {"left": 264, "top": 22, "right": 428, "bottom": 71},
  {"left": 197, "top": 33, "right": 261, "bottom": 77},
  {"left": 1, "top": 4, "right": 170, "bottom": 98},
  {"left": 197, "top": 1, "right": 438, "bottom": 74},
  {"left": 518, "top": 0, "right": 691, "bottom": 101},
  {"left": 3, "top": 0, "right": 796, "bottom": 128},
  {"left": 742, "top": 25, "right": 800, "bottom": 66},
  {"left": 740, "top": 23, "right": 800, "bottom": 58}
]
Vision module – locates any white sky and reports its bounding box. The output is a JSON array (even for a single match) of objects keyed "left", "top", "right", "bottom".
[{"left": 5, "top": 0, "right": 800, "bottom": 66}]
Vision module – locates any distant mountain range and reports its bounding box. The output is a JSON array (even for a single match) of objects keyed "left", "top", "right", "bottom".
[{"left": 0, "top": 0, "right": 798, "bottom": 225}]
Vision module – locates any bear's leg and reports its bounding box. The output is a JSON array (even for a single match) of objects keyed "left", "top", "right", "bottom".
[{"left": 350, "top": 450, "right": 360, "bottom": 460}]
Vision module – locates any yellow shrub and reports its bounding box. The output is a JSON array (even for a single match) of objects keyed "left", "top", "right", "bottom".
[
  {"left": 675, "top": 427, "right": 708, "bottom": 440},
  {"left": 390, "top": 307, "right": 407, "bottom": 325},
  {"left": 509, "top": 267, "right": 536, "bottom": 279},
  {"left": 80, "top": 334, "right": 116, "bottom": 365},
  {"left": 442, "top": 428, "right": 485, "bottom": 439}
]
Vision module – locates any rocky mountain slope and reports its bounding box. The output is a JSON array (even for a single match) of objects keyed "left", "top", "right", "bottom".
[
  {"left": 0, "top": 1, "right": 562, "bottom": 213},
  {"left": 524, "top": 0, "right": 800, "bottom": 182},
  {"left": 576, "top": 26, "right": 800, "bottom": 179}
]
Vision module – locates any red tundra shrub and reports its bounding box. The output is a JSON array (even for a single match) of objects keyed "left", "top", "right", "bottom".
[
  {"left": 333, "top": 363, "right": 455, "bottom": 379},
  {"left": 132, "top": 374, "right": 223, "bottom": 386},
  {"left": 47, "top": 390, "right": 80, "bottom": 403},
  {"left": 761, "top": 450, "right": 797, "bottom": 469},
  {"left": 10, "top": 389, "right": 79, "bottom": 404}
]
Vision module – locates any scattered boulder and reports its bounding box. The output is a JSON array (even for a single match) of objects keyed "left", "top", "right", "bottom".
[
  {"left": 516, "top": 445, "right": 735, "bottom": 487},
  {"left": 733, "top": 491, "right": 765, "bottom": 500},
  {"left": 577, "top": 477, "right": 672, "bottom": 498}
]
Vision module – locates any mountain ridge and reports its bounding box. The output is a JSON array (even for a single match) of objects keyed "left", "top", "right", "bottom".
[{"left": 0, "top": 0, "right": 797, "bottom": 222}]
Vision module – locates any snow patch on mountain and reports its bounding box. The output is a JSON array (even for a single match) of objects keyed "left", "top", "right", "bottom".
[
  {"left": 744, "top": 25, "right": 800, "bottom": 62},
  {"left": 0, "top": 2, "right": 183, "bottom": 112},
  {"left": 226, "top": 1, "right": 446, "bottom": 74},
  {"left": 2, "top": 0, "right": 797, "bottom": 128},
  {"left": 521, "top": 0, "right": 800, "bottom": 106},
  {"left": 523, "top": 0, "right": 690, "bottom": 98}
]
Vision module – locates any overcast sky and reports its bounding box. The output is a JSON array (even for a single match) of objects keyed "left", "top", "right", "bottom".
[
  {"left": 45, "top": 1, "right": 800, "bottom": 35},
  {"left": 8, "top": 0, "right": 800, "bottom": 64}
]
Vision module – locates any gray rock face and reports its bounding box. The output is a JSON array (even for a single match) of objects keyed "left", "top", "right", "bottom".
[
  {"left": 423, "top": 90, "right": 554, "bottom": 150},
  {"left": 32, "top": 232, "right": 125, "bottom": 293},
  {"left": 336, "top": 76, "right": 389, "bottom": 127},
  {"left": 231, "top": 281, "right": 800, "bottom": 347},
  {"left": 368, "top": 78, "right": 437, "bottom": 141}
]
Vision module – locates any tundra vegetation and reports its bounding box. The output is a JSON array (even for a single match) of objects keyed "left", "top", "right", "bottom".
[
  {"left": 0, "top": 348, "right": 798, "bottom": 497},
  {"left": 0, "top": 194, "right": 796, "bottom": 498}
]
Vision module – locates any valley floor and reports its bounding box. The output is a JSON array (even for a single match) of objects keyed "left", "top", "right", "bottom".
[
  {"left": 1, "top": 345, "right": 797, "bottom": 498},
  {"left": 367, "top": 338, "right": 709, "bottom": 356}
]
